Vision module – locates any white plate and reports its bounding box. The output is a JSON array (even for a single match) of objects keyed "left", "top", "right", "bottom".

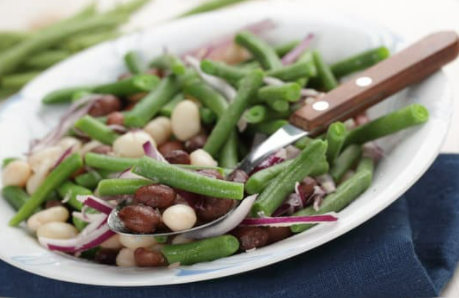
[{"left": 0, "top": 5, "right": 452, "bottom": 286}]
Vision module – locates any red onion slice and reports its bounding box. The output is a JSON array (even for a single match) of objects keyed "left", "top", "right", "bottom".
[
  {"left": 107, "top": 124, "right": 127, "bottom": 134},
  {"left": 50, "top": 146, "right": 73, "bottom": 171},
  {"left": 143, "top": 141, "right": 167, "bottom": 162},
  {"left": 250, "top": 151, "right": 285, "bottom": 174},
  {"left": 316, "top": 174, "right": 336, "bottom": 194},
  {"left": 281, "top": 33, "right": 314, "bottom": 65},
  {"left": 76, "top": 195, "right": 114, "bottom": 215},
  {"left": 240, "top": 213, "right": 338, "bottom": 227},
  {"left": 183, "top": 194, "right": 258, "bottom": 239}
]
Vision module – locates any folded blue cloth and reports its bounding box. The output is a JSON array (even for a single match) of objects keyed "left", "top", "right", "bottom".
[{"left": 1, "top": 154, "right": 459, "bottom": 298}]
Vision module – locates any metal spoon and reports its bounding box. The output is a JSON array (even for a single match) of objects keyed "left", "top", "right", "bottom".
[{"left": 108, "top": 31, "right": 459, "bottom": 237}]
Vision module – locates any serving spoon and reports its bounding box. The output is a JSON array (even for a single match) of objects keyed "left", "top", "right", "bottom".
[{"left": 108, "top": 31, "right": 459, "bottom": 237}]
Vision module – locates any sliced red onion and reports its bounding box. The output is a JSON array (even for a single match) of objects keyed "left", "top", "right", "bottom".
[
  {"left": 285, "top": 145, "right": 301, "bottom": 160},
  {"left": 311, "top": 185, "right": 327, "bottom": 211},
  {"left": 183, "top": 194, "right": 258, "bottom": 239},
  {"left": 183, "top": 19, "right": 275, "bottom": 59},
  {"left": 354, "top": 113, "right": 370, "bottom": 126},
  {"left": 313, "top": 195, "right": 324, "bottom": 212},
  {"left": 301, "top": 88, "right": 320, "bottom": 97},
  {"left": 363, "top": 142, "right": 384, "bottom": 161},
  {"left": 281, "top": 33, "right": 314, "bottom": 65},
  {"left": 76, "top": 195, "right": 114, "bottom": 215},
  {"left": 241, "top": 213, "right": 338, "bottom": 227},
  {"left": 250, "top": 151, "right": 285, "bottom": 174},
  {"left": 263, "top": 76, "right": 285, "bottom": 86},
  {"left": 30, "top": 95, "right": 99, "bottom": 153},
  {"left": 143, "top": 141, "right": 167, "bottom": 162},
  {"left": 107, "top": 124, "right": 127, "bottom": 134},
  {"left": 185, "top": 55, "right": 237, "bottom": 101},
  {"left": 50, "top": 146, "right": 73, "bottom": 171},
  {"left": 272, "top": 193, "right": 303, "bottom": 217},
  {"left": 316, "top": 174, "right": 336, "bottom": 194},
  {"left": 344, "top": 118, "right": 356, "bottom": 130}
]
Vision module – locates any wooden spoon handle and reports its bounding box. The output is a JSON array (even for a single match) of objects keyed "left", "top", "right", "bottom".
[{"left": 290, "top": 31, "right": 459, "bottom": 133}]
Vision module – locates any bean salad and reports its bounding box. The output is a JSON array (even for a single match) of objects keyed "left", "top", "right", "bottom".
[{"left": 1, "top": 20, "right": 429, "bottom": 268}]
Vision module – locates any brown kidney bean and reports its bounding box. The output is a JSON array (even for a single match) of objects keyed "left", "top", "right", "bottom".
[
  {"left": 196, "top": 196, "right": 234, "bottom": 222},
  {"left": 158, "top": 141, "right": 184, "bottom": 156},
  {"left": 95, "top": 248, "right": 119, "bottom": 265},
  {"left": 118, "top": 205, "right": 161, "bottom": 234},
  {"left": 196, "top": 169, "right": 224, "bottom": 180},
  {"left": 106, "top": 112, "right": 124, "bottom": 126},
  {"left": 134, "top": 184, "right": 176, "bottom": 209},
  {"left": 88, "top": 95, "right": 122, "bottom": 117},
  {"left": 228, "top": 170, "right": 249, "bottom": 184},
  {"left": 184, "top": 133, "right": 207, "bottom": 153},
  {"left": 134, "top": 248, "right": 167, "bottom": 267},
  {"left": 298, "top": 177, "right": 318, "bottom": 200},
  {"left": 45, "top": 200, "right": 63, "bottom": 209},
  {"left": 145, "top": 68, "right": 162, "bottom": 77},
  {"left": 164, "top": 150, "right": 190, "bottom": 165},
  {"left": 90, "top": 145, "right": 113, "bottom": 155},
  {"left": 266, "top": 227, "right": 292, "bottom": 244},
  {"left": 232, "top": 227, "right": 269, "bottom": 251},
  {"left": 127, "top": 92, "right": 147, "bottom": 103}
]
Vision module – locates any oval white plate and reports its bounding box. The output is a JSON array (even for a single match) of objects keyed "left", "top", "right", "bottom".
[{"left": 0, "top": 5, "right": 452, "bottom": 286}]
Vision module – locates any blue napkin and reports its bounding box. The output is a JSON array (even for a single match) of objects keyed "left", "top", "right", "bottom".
[{"left": 2, "top": 154, "right": 459, "bottom": 298}]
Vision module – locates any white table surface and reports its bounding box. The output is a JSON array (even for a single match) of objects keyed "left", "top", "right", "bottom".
[{"left": 0, "top": 0, "right": 458, "bottom": 296}]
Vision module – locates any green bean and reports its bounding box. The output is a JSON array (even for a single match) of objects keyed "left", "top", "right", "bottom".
[
  {"left": 161, "top": 235, "right": 239, "bottom": 265},
  {"left": 109, "top": 0, "right": 152, "bottom": 14},
  {"left": 204, "top": 70, "right": 263, "bottom": 156},
  {"left": 73, "top": 208, "right": 98, "bottom": 232},
  {"left": 124, "top": 76, "right": 181, "bottom": 127},
  {"left": 291, "top": 158, "right": 374, "bottom": 233},
  {"left": 244, "top": 105, "right": 288, "bottom": 124},
  {"left": 79, "top": 247, "right": 100, "bottom": 260},
  {"left": 9, "top": 153, "right": 83, "bottom": 226},
  {"left": 294, "top": 136, "right": 314, "bottom": 150},
  {"left": 325, "top": 122, "right": 347, "bottom": 165},
  {"left": 93, "top": 74, "right": 160, "bottom": 96},
  {"left": 184, "top": 81, "right": 228, "bottom": 117},
  {"left": 274, "top": 40, "right": 301, "bottom": 57},
  {"left": 296, "top": 77, "right": 309, "bottom": 87},
  {"left": 178, "top": 165, "right": 228, "bottom": 176},
  {"left": 2, "top": 186, "right": 30, "bottom": 211},
  {"left": 159, "top": 93, "right": 184, "bottom": 117},
  {"left": 312, "top": 51, "right": 338, "bottom": 91},
  {"left": 219, "top": 131, "right": 239, "bottom": 168},
  {"left": 258, "top": 83, "right": 301, "bottom": 103},
  {"left": 62, "top": 31, "right": 120, "bottom": 52},
  {"left": 356, "top": 157, "right": 375, "bottom": 174},
  {"left": 331, "top": 46, "right": 390, "bottom": 78},
  {"left": 344, "top": 104, "right": 429, "bottom": 147},
  {"left": 266, "top": 60, "right": 317, "bottom": 82},
  {"left": 97, "top": 178, "right": 153, "bottom": 197},
  {"left": 200, "top": 107, "right": 217, "bottom": 125},
  {"left": 251, "top": 140, "right": 327, "bottom": 216},
  {"left": 0, "top": 13, "right": 128, "bottom": 76},
  {"left": 235, "top": 31, "right": 282, "bottom": 70},
  {"left": 42, "top": 86, "right": 94, "bottom": 104},
  {"left": 200, "top": 59, "right": 251, "bottom": 83},
  {"left": 23, "top": 50, "right": 71, "bottom": 70},
  {"left": 85, "top": 153, "right": 137, "bottom": 172},
  {"left": 57, "top": 181, "right": 92, "bottom": 211},
  {"left": 0, "top": 32, "right": 28, "bottom": 52},
  {"left": 250, "top": 119, "right": 288, "bottom": 135},
  {"left": 150, "top": 54, "right": 186, "bottom": 76},
  {"left": 1, "top": 71, "right": 40, "bottom": 89},
  {"left": 124, "top": 51, "right": 145, "bottom": 74},
  {"left": 74, "top": 170, "right": 109, "bottom": 189},
  {"left": 330, "top": 145, "right": 362, "bottom": 182},
  {"left": 74, "top": 115, "right": 119, "bottom": 145},
  {"left": 245, "top": 158, "right": 328, "bottom": 195},
  {"left": 179, "top": 0, "right": 252, "bottom": 17},
  {"left": 2, "top": 157, "right": 18, "bottom": 168},
  {"left": 71, "top": 90, "right": 94, "bottom": 102},
  {"left": 132, "top": 156, "right": 244, "bottom": 200}
]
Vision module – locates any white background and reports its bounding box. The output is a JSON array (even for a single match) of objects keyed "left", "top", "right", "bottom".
[{"left": 0, "top": 0, "right": 458, "bottom": 296}]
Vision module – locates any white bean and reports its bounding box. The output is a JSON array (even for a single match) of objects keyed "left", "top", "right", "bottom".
[
  {"left": 144, "top": 117, "right": 172, "bottom": 146},
  {"left": 28, "top": 146, "right": 62, "bottom": 173},
  {"left": 172, "top": 234, "right": 194, "bottom": 245},
  {"left": 58, "top": 137, "right": 82, "bottom": 153},
  {"left": 80, "top": 140, "right": 104, "bottom": 156},
  {"left": 119, "top": 234, "right": 157, "bottom": 250},
  {"left": 162, "top": 204, "right": 197, "bottom": 232},
  {"left": 189, "top": 149, "right": 217, "bottom": 167},
  {"left": 100, "top": 234, "right": 123, "bottom": 250},
  {"left": 2, "top": 160, "right": 32, "bottom": 187},
  {"left": 171, "top": 100, "right": 201, "bottom": 141},
  {"left": 113, "top": 130, "right": 155, "bottom": 158},
  {"left": 37, "top": 222, "right": 78, "bottom": 239},
  {"left": 27, "top": 206, "right": 69, "bottom": 232},
  {"left": 26, "top": 165, "right": 49, "bottom": 195},
  {"left": 116, "top": 248, "right": 136, "bottom": 267}
]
